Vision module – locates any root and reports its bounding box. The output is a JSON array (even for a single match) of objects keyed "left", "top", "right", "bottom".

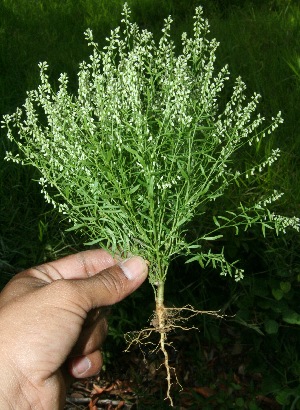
[{"left": 125, "top": 303, "right": 225, "bottom": 406}]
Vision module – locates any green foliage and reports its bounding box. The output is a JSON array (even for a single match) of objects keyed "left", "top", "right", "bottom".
[{"left": 3, "top": 5, "right": 298, "bottom": 291}]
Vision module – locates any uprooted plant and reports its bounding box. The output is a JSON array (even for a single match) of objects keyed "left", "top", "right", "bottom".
[{"left": 3, "top": 4, "right": 299, "bottom": 405}]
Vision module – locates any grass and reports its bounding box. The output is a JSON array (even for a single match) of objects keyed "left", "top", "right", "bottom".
[{"left": 1, "top": 0, "right": 300, "bottom": 407}]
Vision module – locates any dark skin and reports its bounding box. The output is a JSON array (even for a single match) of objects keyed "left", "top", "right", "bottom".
[{"left": 0, "top": 249, "right": 148, "bottom": 409}]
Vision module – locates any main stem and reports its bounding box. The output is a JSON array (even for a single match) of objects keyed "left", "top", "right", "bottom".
[{"left": 155, "top": 281, "right": 173, "bottom": 406}]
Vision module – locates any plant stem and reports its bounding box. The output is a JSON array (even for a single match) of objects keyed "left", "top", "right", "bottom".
[
  {"left": 155, "top": 281, "right": 174, "bottom": 406},
  {"left": 156, "top": 280, "right": 165, "bottom": 309}
]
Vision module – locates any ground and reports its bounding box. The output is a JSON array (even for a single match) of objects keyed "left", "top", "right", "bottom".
[{"left": 64, "top": 327, "right": 281, "bottom": 410}]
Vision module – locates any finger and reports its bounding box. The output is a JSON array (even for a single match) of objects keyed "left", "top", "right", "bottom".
[
  {"left": 73, "top": 256, "right": 148, "bottom": 311},
  {"left": 84, "top": 307, "right": 111, "bottom": 327},
  {"left": 31, "top": 249, "right": 116, "bottom": 281},
  {"left": 0, "top": 250, "right": 117, "bottom": 305},
  {"left": 69, "top": 350, "right": 103, "bottom": 378},
  {"left": 71, "top": 314, "right": 108, "bottom": 356}
]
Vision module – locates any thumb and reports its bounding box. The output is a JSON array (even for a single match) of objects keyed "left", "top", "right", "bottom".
[{"left": 74, "top": 256, "right": 148, "bottom": 311}]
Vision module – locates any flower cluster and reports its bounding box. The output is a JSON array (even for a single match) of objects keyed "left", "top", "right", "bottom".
[{"left": 246, "top": 148, "right": 281, "bottom": 178}]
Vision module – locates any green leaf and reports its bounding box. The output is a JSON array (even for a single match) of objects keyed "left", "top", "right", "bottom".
[
  {"left": 261, "top": 222, "right": 273, "bottom": 236},
  {"left": 66, "top": 223, "right": 86, "bottom": 231},
  {"left": 275, "top": 389, "right": 295, "bottom": 406},
  {"left": 282, "top": 310, "right": 300, "bottom": 325},
  {"left": 186, "top": 255, "right": 201, "bottom": 264},
  {"left": 85, "top": 238, "right": 101, "bottom": 246},
  {"left": 175, "top": 217, "right": 188, "bottom": 228},
  {"left": 272, "top": 288, "right": 284, "bottom": 301},
  {"left": 129, "top": 185, "right": 140, "bottom": 194},
  {"left": 218, "top": 215, "right": 231, "bottom": 222},
  {"left": 264, "top": 319, "right": 279, "bottom": 334},
  {"left": 177, "top": 162, "right": 189, "bottom": 180},
  {"left": 123, "top": 145, "right": 146, "bottom": 168},
  {"left": 81, "top": 216, "right": 98, "bottom": 221},
  {"left": 249, "top": 401, "right": 260, "bottom": 410},
  {"left": 213, "top": 216, "right": 220, "bottom": 227},
  {"left": 202, "top": 234, "right": 223, "bottom": 241},
  {"left": 188, "top": 244, "right": 201, "bottom": 249},
  {"left": 280, "top": 281, "right": 291, "bottom": 293},
  {"left": 64, "top": 186, "right": 70, "bottom": 199},
  {"left": 235, "top": 398, "right": 245, "bottom": 407}
]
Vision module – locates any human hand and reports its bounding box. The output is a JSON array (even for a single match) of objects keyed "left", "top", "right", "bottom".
[{"left": 0, "top": 249, "right": 148, "bottom": 409}]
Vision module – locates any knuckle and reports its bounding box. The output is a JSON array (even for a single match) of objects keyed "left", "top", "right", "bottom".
[{"left": 98, "top": 268, "right": 126, "bottom": 302}]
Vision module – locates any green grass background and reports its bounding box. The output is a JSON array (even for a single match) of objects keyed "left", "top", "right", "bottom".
[{"left": 1, "top": 0, "right": 300, "bottom": 407}]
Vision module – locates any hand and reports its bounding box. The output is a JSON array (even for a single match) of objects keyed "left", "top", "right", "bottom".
[{"left": 0, "top": 249, "right": 148, "bottom": 409}]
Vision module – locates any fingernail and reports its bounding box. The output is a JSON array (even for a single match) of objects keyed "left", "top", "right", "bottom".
[
  {"left": 72, "top": 356, "right": 91, "bottom": 376},
  {"left": 119, "top": 256, "right": 148, "bottom": 280}
]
